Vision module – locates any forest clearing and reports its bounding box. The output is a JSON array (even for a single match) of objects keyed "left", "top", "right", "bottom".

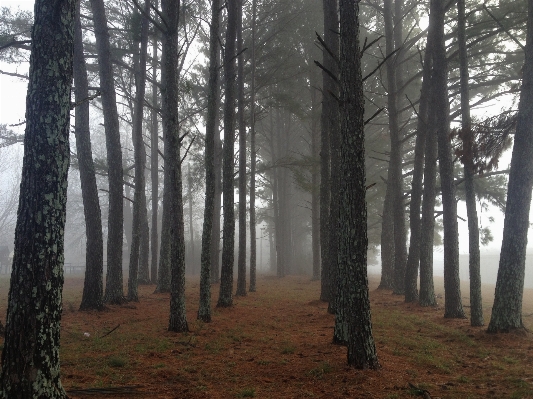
[{"left": 1, "top": 274, "right": 530, "bottom": 399}]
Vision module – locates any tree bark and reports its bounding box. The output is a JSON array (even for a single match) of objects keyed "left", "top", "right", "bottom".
[
  {"left": 198, "top": 0, "right": 220, "bottom": 322},
  {"left": 432, "top": 0, "right": 465, "bottom": 319},
  {"left": 319, "top": 0, "right": 336, "bottom": 301},
  {"left": 236, "top": 0, "right": 247, "bottom": 297},
  {"left": 0, "top": 0, "right": 75, "bottom": 395},
  {"left": 75, "top": 4, "right": 104, "bottom": 312},
  {"left": 457, "top": 0, "right": 483, "bottom": 326},
  {"left": 338, "top": 0, "right": 380, "bottom": 369},
  {"left": 128, "top": 0, "right": 150, "bottom": 301},
  {"left": 488, "top": 0, "right": 533, "bottom": 333},
  {"left": 89, "top": 0, "right": 125, "bottom": 305},
  {"left": 385, "top": 0, "right": 408, "bottom": 296},
  {"left": 161, "top": 0, "right": 188, "bottom": 332},
  {"left": 150, "top": 6, "right": 159, "bottom": 285},
  {"left": 249, "top": 0, "right": 258, "bottom": 293},
  {"left": 217, "top": 0, "right": 238, "bottom": 308}
]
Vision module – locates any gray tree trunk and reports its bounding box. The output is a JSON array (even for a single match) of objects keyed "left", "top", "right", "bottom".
[
  {"left": 319, "top": 0, "right": 336, "bottom": 301},
  {"left": 198, "top": 0, "right": 220, "bottom": 322},
  {"left": 161, "top": 0, "right": 188, "bottom": 332},
  {"left": 217, "top": 0, "right": 238, "bottom": 308},
  {"left": 89, "top": 0, "right": 125, "bottom": 305},
  {"left": 338, "top": 0, "right": 380, "bottom": 369},
  {"left": 488, "top": 0, "right": 533, "bottom": 333},
  {"left": 249, "top": 0, "right": 258, "bottom": 292},
  {"left": 236, "top": 0, "right": 247, "bottom": 297},
  {"left": 150, "top": 12, "right": 159, "bottom": 285},
  {"left": 0, "top": 0, "right": 75, "bottom": 395},
  {"left": 384, "top": 0, "right": 407, "bottom": 296},
  {"left": 432, "top": 0, "right": 465, "bottom": 319},
  {"left": 75, "top": 4, "right": 105, "bottom": 312},
  {"left": 128, "top": 0, "right": 150, "bottom": 301},
  {"left": 457, "top": 0, "right": 483, "bottom": 327}
]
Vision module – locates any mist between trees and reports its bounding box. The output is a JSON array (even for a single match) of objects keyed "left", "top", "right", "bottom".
[{"left": 1, "top": 0, "right": 533, "bottom": 396}]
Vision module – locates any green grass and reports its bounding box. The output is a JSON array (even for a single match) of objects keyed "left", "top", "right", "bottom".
[
  {"left": 107, "top": 356, "right": 127, "bottom": 368},
  {"left": 236, "top": 387, "right": 256, "bottom": 398}
]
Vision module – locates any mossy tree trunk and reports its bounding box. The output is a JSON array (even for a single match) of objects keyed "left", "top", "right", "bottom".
[
  {"left": 0, "top": 0, "right": 75, "bottom": 395},
  {"left": 488, "top": 0, "right": 533, "bottom": 333},
  {"left": 74, "top": 3, "right": 104, "bottom": 312},
  {"left": 337, "top": 0, "right": 380, "bottom": 369}
]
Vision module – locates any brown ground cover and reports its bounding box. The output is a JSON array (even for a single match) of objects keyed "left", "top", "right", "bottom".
[{"left": 2, "top": 274, "right": 533, "bottom": 398}]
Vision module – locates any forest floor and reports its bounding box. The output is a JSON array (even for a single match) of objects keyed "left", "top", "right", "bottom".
[{"left": 1, "top": 274, "right": 533, "bottom": 398}]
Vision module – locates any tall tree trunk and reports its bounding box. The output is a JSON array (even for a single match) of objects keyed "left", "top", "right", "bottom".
[
  {"left": 75, "top": 4, "right": 105, "bottom": 312},
  {"left": 161, "top": 0, "right": 188, "bottom": 332},
  {"left": 488, "top": 0, "right": 533, "bottom": 333},
  {"left": 324, "top": 0, "right": 340, "bottom": 310},
  {"left": 150, "top": 6, "right": 159, "bottom": 285},
  {"left": 198, "top": 0, "right": 220, "bottom": 322},
  {"left": 217, "top": 0, "right": 238, "bottom": 308},
  {"left": 249, "top": 0, "right": 258, "bottom": 293},
  {"left": 156, "top": 143, "right": 171, "bottom": 293},
  {"left": 432, "top": 0, "right": 465, "bottom": 319},
  {"left": 404, "top": 40, "right": 431, "bottom": 303},
  {"left": 419, "top": 105, "right": 438, "bottom": 308},
  {"left": 128, "top": 0, "right": 150, "bottom": 301},
  {"left": 379, "top": 186, "right": 395, "bottom": 289},
  {"left": 311, "top": 78, "right": 321, "bottom": 282},
  {"left": 211, "top": 132, "right": 222, "bottom": 283},
  {"left": 188, "top": 163, "right": 195, "bottom": 273},
  {"left": 0, "top": 0, "right": 74, "bottom": 394},
  {"left": 458, "top": 0, "right": 483, "bottom": 327},
  {"left": 337, "top": 0, "right": 380, "bottom": 369},
  {"left": 384, "top": 0, "right": 407, "bottom": 295},
  {"left": 89, "top": 0, "right": 125, "bottom": 305},
  {"left": 236, "top": 0, "right": 247, "bottom": 296},
  {"left": 319, "top": 0, "right": 336, "bottom": 301}
]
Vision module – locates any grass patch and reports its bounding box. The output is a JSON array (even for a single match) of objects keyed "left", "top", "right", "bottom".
[
  {"left": 107, "top": 356, "right": 127, "bottom": 368},
  {"left": 236, "top": 387, "right": 255, "bottom": 398},
  {"left": 308, "top": 362, "right": 333, "bottom": 379}
]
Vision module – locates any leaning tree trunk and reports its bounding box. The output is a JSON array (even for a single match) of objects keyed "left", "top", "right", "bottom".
[
  {"left": 161, "top": 0, "right": 188, "bottom": 332},
  {"left": 432, "top": 0, "right": 465, "bottom": 319},
  {"left": 0, "top": 0, "right": 75, "bottom": 395},
  {"left": 235, "top": 0, "right": 247, "bottom": 297},
  {"left": 128, "top": 0, "right": 150, "bottom": 302},
  {"left": 74, "top": 4, "right": 104, "bottom": 312},
  {"left": 337, "top": 0, "right": 380, "bottom": 369},
  {"left": 198, "top": 0, "right": 220, "bottom": 323},
  {"left": 89, "top": 0, "right": 125, "bottom": 305},
  {"left": 217, "top": 0, "right": 238, "bottom": 308},
  {"left": 488, "top": 0, "right": 533, "bottom": 333}
]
